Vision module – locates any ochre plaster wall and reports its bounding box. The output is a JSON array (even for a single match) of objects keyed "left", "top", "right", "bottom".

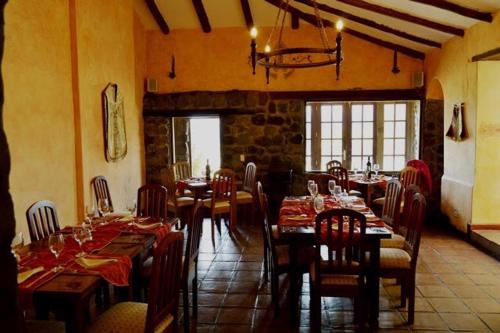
[
  {"left": 3, "top": 0, "right": 146, "bottom": 239},
  {"left": 425, "top": 13, "right": 500, "bottom": 231},
  {"left": 145, "top": 26, "right": 424, "bottom": 92}
]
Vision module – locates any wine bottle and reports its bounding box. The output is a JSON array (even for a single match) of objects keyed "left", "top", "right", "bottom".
[
  {"left": 205, "top": 159, "right": 211, "bottom": 181},
  {"left": 366, "top": 156, "right": 372, "bottom": 179}
]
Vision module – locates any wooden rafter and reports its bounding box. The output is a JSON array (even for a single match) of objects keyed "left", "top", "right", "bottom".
[
  {"left": 409, "top": 0, "right": 492, "bottom": 22},
  {"left": 296, "top": 0, "right": 440, "bottom": 48},
  {"left": 240, "top": 0, "right": 254, "bottom": 29},
  {"left": 292, "top": 13, "right": 300, "bottom": 29},
  {"left": 192, "top": 0, "right": 211, "bottom": 33},
  {"left": 265, "top": 0, "right": 425, "bottom": 60},
  {"left": 336, "top": 0, "right": 464, "bottom": 37},
  {"left": 145, "top": 0, "right": 169, "bottom": 34}
]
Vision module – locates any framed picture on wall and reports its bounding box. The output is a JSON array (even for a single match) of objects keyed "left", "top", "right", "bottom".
[{"left": 102, "top": 83, "right": 127, "bottom": 162}]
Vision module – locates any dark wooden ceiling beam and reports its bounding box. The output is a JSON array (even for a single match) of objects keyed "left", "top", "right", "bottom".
[
  {"left": 296, "top": 0, "right": 440, "bottom": 48},
  {"left": 240, "top": 0, "right": 254, "bottom": 29},
  {"left": 145, "top": 0, "right": 169, "bottom": 34},
  {"left": 265, "top": 0, "right": 425, "bottom": 59},
  {"left": 336, "top": 0, "right": 464, "bottom": 36},
  {"left": 409, "top": 0, "right": 493, "bottom": 22},
  {"left": 192, "top": 0, "right": 211, "bottom": 33},
  {"left": 292, "top": 13, "right": 300, "bottom": 29}
]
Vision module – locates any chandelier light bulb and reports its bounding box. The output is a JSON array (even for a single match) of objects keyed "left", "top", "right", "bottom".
[
  {"left": 336, "top": 20, "right": 344, "bottom": 32},
  {"left": 264, "top": 44, "right": 271, "bottom": 53},
  {"left": 250, "top": 27, "right": 258, "bottom": 38}
]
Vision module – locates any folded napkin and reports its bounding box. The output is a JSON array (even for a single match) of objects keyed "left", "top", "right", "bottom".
[
  {"left": 107, "top": 212, "right": 130, "bottom": 218},
  {"left": 76, "top": 257, "right": 118, "bottom": 269},
  {"left": 18, "top": 266, "right": 44, "bottom": 284},
  {"left": 117, "top": 215, "right": 134, "bottom": 222},
  {"left": 286, "top": 215, "right": 312, "bottom": 222},
  {"left": 134, "top": 222, "right": 163, "bottom": 230}
]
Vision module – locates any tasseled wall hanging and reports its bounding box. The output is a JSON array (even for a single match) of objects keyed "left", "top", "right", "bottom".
[{"left": 446, "top": 103, "right": 466, "bottom": 141}]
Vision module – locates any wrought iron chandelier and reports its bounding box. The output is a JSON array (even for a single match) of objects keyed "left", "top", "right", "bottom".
[{"left": 250, "top": 0, "right": 344, "bottom": 84}]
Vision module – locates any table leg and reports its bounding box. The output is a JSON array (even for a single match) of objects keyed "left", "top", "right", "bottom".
[
  {"left": 288, "top": 241, "right": 299, "bottom": 326},
  {"left": 368, "top": 238, "right": 381, "bottom": 328},
  {"left": 366, "top": 184, "right": 373, "bottom": 207}
]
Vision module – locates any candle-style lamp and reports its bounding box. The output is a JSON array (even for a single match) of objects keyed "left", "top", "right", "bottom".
[
  {"left": 335, "top": 20, "right": 344, "bottom": 81},
  {"left": 264, "top": 44, "right": 271, "bottom": 85},
  {"left": 250, "top": 27, "right": 258, "bottom": 75}
]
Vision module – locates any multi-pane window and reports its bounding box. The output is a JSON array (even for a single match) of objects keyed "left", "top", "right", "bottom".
[
  {"left": 383, "top": 103, "right": 407, "bottom": 171},
  {"left": 351, "top": 104, "right": 374, "bottom": 170},
  {"left": 305, "top": 100, "right": 419, "bottom": 172}
]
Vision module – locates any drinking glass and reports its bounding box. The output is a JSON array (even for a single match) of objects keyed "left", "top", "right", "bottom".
[
  {"left": 97, "top": 198, "right": 110, "bottom": 223},
  {"left": 126, "top": 200, "right": 136, "bottom": 216},
  {"left": 328, "top": 180, "right": 336, "bottom": 196},
  {"left": 48, "top": 233, "right": 65, "bottom": 272},
  {"left": 11, "top": 232, "right": 24, "bottom": 267},
  {"left": 373, "top": 164, "right": 380, "bottom": 177},
  {"left": 307, "top": 180, "right": 315, "bottom": 197},
  {"left": 313, "top": 196, "right": 324, "bottom": 214},
  {"left": 353, "top": 167, "right": 359, "bottom": 175},
  {"left": 73, "top": 227, "right": 89, "bottom": 257},
  {"left": 333, "top": 185, "right": 342, "bottom": 196},
  {"left": 310, "top": 183, "right": 318, "bottom": 197}
]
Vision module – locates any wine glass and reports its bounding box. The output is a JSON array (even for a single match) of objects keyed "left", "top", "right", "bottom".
[
  {"left": 313, "top": 196, "right": 324, "bottom": 214},
  {"left": 333, "top": 185, "right": 342, "bottom": 198},
  {"left": 328, "top": 180, "right": 336, "bottom": 196},
  {"left": 353, "top": 167, "right": 359, "bottom": 176},
  {"left": 11, "top": 232, "right": 24, "bottom": 267},
  {"left": 73, "top": 227, "right": 89, "bottom": 257},
  {"left": 97, "top": 198, "right": 110, "bottom": 223},
  {"left": 126, "top": 200, "right": 136, "bottom": 216},
  {"left": 307, "top": 180, "right": 315, "bottom": 197},
  {"left": 48, "top": 233, "right": 65, "bottom": 272},
  {"left": 310, "top": 183, "right": 318, "bottom": 198},
  {"left": 373, "top": 164, "right": 380, "bottom": 177}
]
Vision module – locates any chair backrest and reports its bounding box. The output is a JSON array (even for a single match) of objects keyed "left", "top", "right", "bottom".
[
  {"left": 211, "top": 169, "right": 236, "bottom": 205},
  {"left": 381, "top": 179, "right": 403, "bottom": 232},
  {"left": 310, "top": 173, "right": 338, "bottom": 195},
  {"left": 327, "top": 166, "right": 350, "bottom": 191},
  {"left": 26, "top": 200, "right": 60, "bottom": 242},
  {"left": 160, "top": 167, "right": 178, "bottom": 209},
  {"left": 407, "top": 159, "right": 432, "bottom": 195},
  {"left": 326, "top": 160, "right": 342, "bottom": 170},
  {"left": 145, "top": 232, "right": 184, "bottom": 333},
  {"left": 314, "top": 208, "right": 367, "bottom": 275},
  {"left": 257, "top": 182, "right": 277, "bottom": 267},
  {"left": 137, "top": 184, "right": 168, "bottom": 220},
  {"left": 402, "top": 192, "right": 426, "bottom": 269},
  {"left": 91, "top": 175, "right": 114, "bottom": 213},
  {"left": 242, "top": 162, "right": 257, "bottom": 194},
  {"left": 173, "top": 161, "right": 191, "bottom": 181},
  {"left": 184, "top": 200, "right": 206, "bottom": 279},
  {"left": 400, "top": 184, "right": 421, "bottom": 230},
  {"left": 399, "top": 166, "right": 420, "bottom": 189}
]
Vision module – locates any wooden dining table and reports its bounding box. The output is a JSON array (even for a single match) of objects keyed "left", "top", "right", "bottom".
[
  {"left": 349, "top": 174, "right": 390, "bottom": 206},
  {"left": 17, "top": 215, "right": 176, "bottom": 333},
  {"left": 277, "top": 195, "right": 391, "bottom": 328}
]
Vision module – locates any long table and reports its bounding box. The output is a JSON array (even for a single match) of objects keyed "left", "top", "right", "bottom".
[{"left": 277, "top": 195, "right": 391, "bottom": 328}]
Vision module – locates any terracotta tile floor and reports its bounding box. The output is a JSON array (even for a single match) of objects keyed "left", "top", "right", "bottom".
[{"left": 180, "top": 220, "right": 500, "bottom": 332}]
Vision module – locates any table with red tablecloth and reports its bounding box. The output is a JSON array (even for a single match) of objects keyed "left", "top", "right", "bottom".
[{"left": 348, "top": 175, "right": 390, "bottom": 206}]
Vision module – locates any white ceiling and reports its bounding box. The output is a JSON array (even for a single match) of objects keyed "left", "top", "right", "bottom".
[{"left": 134, "top": 0, "right": 500, "bottom": 54}]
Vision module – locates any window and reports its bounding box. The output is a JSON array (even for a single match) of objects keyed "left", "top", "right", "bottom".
[{"left": 305, "top": 100, "right": 419, "bottom": 172}]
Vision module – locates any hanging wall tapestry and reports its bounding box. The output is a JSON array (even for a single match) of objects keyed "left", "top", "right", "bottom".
[
  {"left": 446, "top": 103, "right": 466, "bottom": 142},
  {"left": 102, "top": 83, "right": 127, "bottom": 162}
]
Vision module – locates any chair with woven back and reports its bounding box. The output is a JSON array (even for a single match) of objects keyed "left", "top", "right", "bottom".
[
  {"left": 326, "top": 159, "right": 342, "bottom": 170},
  {"left": 310, "top": 208, "right": 369, "bottom": 330},
  {"left": 309, "top": 173, "right": 338, "bottom": 195},
  {"left": 378, "top": 192, "right": 426, "bottom": 324},
  {"left": 88, "top": 231, "right": 184, "bottom": 333},
  {"left": 91, "top": 176, "right": 114, "bottom": 214},
  {"left": 203, "top": 169, "right": 237, "bottom": 242},
  {"left": 236, "top": 162, "right": 257, "bottom": 223},
  {"left": 257, "top": 184, "right": 313, "bottom": 316},
  {"left": 137, "top": 184, "right": 169, "bottom": 220},
  {"left": 173, "top": 161, "right": 191, "bottom": 181},
  {"left": 161, "top": 167, "right": 194, "bottom": 229},
  {"left": 26, "top": 200, "right": 61, "bottom": 242}
]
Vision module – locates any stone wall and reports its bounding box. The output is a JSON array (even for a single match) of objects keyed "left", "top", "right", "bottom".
[{"left": 144, "top": 117, "right": 171, "bottom": 184}]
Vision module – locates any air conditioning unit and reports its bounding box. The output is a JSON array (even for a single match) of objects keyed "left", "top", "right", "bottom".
[
  {"left": 412, "top": 72, "right": 424, "bottom": 88},
  {"left": 145, "top": 78, "right": 158, "bottom": 93}
]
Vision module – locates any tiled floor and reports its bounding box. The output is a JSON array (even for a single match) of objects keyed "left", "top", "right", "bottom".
[{"left": 180, "top": 220, "right": 500, "bottom": 332}]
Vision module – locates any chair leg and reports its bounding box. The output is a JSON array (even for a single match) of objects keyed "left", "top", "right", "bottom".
[
  {"left": 192, "top": 272, "right": 198, "bottom": 317},
  {"left": 310, "top": 286, "right": 321, "bottom": 332},
  {"left": 271, "top": 272, "right": 280, "bottom": 317},
  {"left": 182, "top": 282, "right": 189, "bottom": 333},
  {"left": 263, "top": 243, "right": 269, "bottom": 282},
  {"left": 400, "top": 276, "right": 407, "bottom": 308},
  {"left": 408, "top": 274, "right": 416, "bottom": 325}
]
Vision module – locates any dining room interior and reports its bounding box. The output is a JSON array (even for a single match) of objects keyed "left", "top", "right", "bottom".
[{"left": 1, "top": 0, "right": 500, "bottom": 332}]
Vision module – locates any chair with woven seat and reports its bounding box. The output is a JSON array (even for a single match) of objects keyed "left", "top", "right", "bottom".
[
  {"left": 309, "top": 173, "right": 338, "bottom": 195},
  {"left": 88, "top": 231, "right": 184, "bottom": 333},
  {"left": 173, "top": 161, "right": 191, "bottom": 181},
  {"left": 378, "top": 180, "right": 403, "bottom": 249},
  {"left": 258, "top": 186, "right": 313, "bottom": 316},
  {"left": 372, "top": 166, "right": 421, "bottom": 210},
  {"left": 137, "top": 184, "right": 169, "bottom": 220},
  {"left": 26, "top": 200, "right": 61, "bottom": 242},
  {"left": 91, "top": 176, "right": 115, "bottom": 214},
  {"left": 161, "top": 167, "right": 194, "bottom": 229},
  {"left": 327, "top": 166, "right": 362, "bottom": 197},
  {"left": 236, "top": 162, "right": 257, "bottom": 223},
  {"left": 378, "top": 192, "right": 426, "bottom": 324},
  {"left": 203, "top": 169, "right": 237, "bottom": 242},
  {"left": 310, "top": 208, "right": 368, "bottom": 330},
  {"left": 326, "top": 159, "right": 342, "bottom": 170}
]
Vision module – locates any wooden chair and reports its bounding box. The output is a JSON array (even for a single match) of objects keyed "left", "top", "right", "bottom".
[
  {"left": 327, "top": 166, "right": 362, "bottom": 196},
  {"left": 258, "top": 186, "right": 313, "bottom": 316},
  {"left": 137, "top": 184, "right": 169, "bottom": 220},
  {"left": 173, "top": 161, "right": 191, "bottom": 181},
  {"left": 372, "top": 166, "right": 421, "bottom": 209},
  {"left": 326, "top": 159, "right": 342, "bottom": 170},
  {"left": 236, "top": 162, "right": 257, "bottom": 223},
  {"left": 379, "top": 192, "right": 426, "bottom": 325},
  {"left": 161, "top": 167, "right": 194, "bottom": 229},
  {"left": 309, "top": 173, "right": 338, "bottom": 195},
  {"left": 91, "top": 176, "right": 114, "bottom": 214},
  {"left": 379, "top": 180, "right": 404, "bottom": 249},
  {"left": 203, "top": 169, "right": 237, "bottom": 242},
  {"left": 88, "top": 232, "right": 184, "bottom": 333},
  {"left": 310, "top": 208, "right": 368, "bottom": 330},
  {"left": 26, "top": 200, "right": 60, "bottom": 242}
]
